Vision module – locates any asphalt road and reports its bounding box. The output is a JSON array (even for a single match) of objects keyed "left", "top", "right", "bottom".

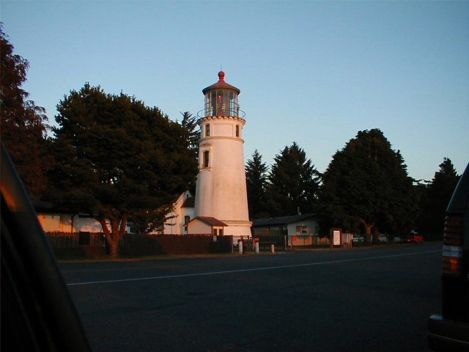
[{"left": 61, "top": 242, "right": 442, "bottom": 352}]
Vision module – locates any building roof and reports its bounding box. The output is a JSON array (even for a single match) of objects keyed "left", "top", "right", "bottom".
[
  {"left": 202, "top": 71, "right": 240, "bottom": 95},
  {"left": 252, "top": 214, "right": 317, "bottom": 227},
  {"left": 190, "top": 216, "right": 227, "bottom": 227},
  {"left": 182, "top": 196, "right": 194, "bottom": 208}
]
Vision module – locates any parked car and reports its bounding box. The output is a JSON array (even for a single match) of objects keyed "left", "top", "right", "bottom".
[
  {"left": 406, "top": 232, "right": 424, "bottom": 243},
  {"left": 352, "top": 234, "right": 365, "bottom": 245},
  {"left": 428, "top": 163, "right": 469, "bottom": 351},
  {"left": 376, "top": 233, "right": 389, "bottom": 243}
]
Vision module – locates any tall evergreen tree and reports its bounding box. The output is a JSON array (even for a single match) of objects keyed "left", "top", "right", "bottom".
[
  {"left": 267, "top": 142, "right": 320, "bottom": 216},
  {"left": 0, "top": 26, "right": 50, "bottom": 199},
  {"left": 48, "top": 84, "right": 197, "bottom": 256},
  {"left": 246, "top": 150, "right": 269, "bottom": 219},
  {"left": 418, "top": 158, "right": 460, "bottom": 238},
  {"left": 178, "top": 111, "right": 200, "bottom": 193},
  {"left": 320, "top": 129, "right": 415, "bottom": 241},
  {"left": 179, "top": 111, "right": 200, "bottom": 155}
]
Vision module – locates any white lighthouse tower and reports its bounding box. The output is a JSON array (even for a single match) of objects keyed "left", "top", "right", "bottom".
[{"left": 191, "top": 71, "right": 251, "bottom": 239}]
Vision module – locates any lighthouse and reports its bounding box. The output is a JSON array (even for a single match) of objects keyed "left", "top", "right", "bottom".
[{"left": 190, "top": 71, "right": 251, "bottom": 239}]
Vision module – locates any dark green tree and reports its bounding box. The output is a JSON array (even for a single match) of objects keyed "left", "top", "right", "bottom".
[
  {"left": 0, "top": 26, "right": 50, "bottom": 199},
  {"left": 246, "top": 150, "right": 269, "bottom": 219},
  {"left": 418, "top": 158, "right": 460, "bottom": 238},
  {"left": 178, "top": 111, "right": 199, "bottom": 194},
  {"left": 179, "top": 111, "right": 200, "bottom": 155},
  {"left": 48, "top": 84, "right": 197, "bottom": 256},
  {"left": 267, "top": 142, "right": 320, "bottom": 216},
  {"left": 320, "top": 129, "right": 415, "bottom": 242}
]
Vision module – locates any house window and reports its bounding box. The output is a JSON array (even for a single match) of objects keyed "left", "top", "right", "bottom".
[
  {"left": 205, "top": 124, "right": 210, "bottom": 137},
  {"left": 203, "top": 150, "right": 210, "bottom": 168},
  {"left": 236, "top": 125, "right": 240, "bottom": 137},
  {"left": 296, "top": 225, "right": 308, "bottom": 235}
]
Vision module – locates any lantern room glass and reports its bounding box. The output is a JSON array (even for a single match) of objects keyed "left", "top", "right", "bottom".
[{"left": 204, "top": 90, "right": 239, "bottom": 117}]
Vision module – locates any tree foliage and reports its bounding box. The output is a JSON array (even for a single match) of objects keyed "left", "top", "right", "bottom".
[
  {"left": 179, "top": 111, "right": 200, "bottom": 155},
  {"left": 267, "top": 142, "right": 320, "bottom": 216},
  {"left": 320, "top": 129, "right": 415, "bottom": 240},
  {"left": 48, "top": 84, "right": 197, "bottom": 255},
  {"left": 246, "top": 150, "right": 269, "bottom": 219},
  {"left": 178, "top": 111, "right": 199, "bottom": 193},
  {"left": 417, "top": 158, "right": 459, "bottom": 238},
  {"left": 0, "top": 26, "right": 50, "bottom": 198}
]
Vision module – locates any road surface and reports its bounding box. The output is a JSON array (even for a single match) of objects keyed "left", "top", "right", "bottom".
[{"left": 61, "top": 242, "right": 441, "bottom": 351}]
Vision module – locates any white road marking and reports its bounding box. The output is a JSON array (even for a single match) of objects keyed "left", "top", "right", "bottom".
[{"left": 66, "top": 249, "right": 439, "bottom": 287}]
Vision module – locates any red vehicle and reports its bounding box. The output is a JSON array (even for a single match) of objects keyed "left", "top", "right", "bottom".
[{"left": 406, "top": 232, "right": 424, "bottom": 243}]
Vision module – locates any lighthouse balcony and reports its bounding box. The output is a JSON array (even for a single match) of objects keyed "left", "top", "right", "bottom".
[{"left": 197, "top": 108, "right": 245, "bottom": 119}]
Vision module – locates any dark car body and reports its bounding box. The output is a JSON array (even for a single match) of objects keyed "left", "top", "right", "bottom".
[
  {"left": 428, "top": 163, "right": 469, "bottom": 351},
  {"left": 1, "top": 143, "right": 91, "bottom": 351}
]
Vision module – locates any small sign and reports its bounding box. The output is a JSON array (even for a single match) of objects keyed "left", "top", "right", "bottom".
[{"left": 333, "top": 230, "right": 341, "bottom": 246}]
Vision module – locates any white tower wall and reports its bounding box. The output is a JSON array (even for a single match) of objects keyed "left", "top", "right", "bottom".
[{"left": 195, "top": 118, "right": 251, "bottom": 238}]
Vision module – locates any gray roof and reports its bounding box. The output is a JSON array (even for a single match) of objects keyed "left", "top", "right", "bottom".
[{"left": 252, "top": 214, "right": 317, "bottom": 227}]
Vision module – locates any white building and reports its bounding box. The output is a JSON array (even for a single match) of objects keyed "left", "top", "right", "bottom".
[
  {"left": 187, "top": 71, "right": 252, "bottom": 239},
  {"left": 162, "top": 191, "right": 195, "bottom": 235},
  {"left": 251, "top": 214, "right": 321, "bottom": 246},
  {"left": 37, "top": 213, "right": 106, "bottom": 234},
  {"left": 186, "top": 217, "right": 227, "bottom": 236}
]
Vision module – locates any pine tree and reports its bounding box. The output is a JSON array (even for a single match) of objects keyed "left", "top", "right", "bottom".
[
  {"left": 246, "top": 150, "right": 269, "bottom": 219},
  {"left": 178, "top": 111, "right": 199, "bottom": 193},
  {"left": 267, "top": 142, "right": 320, "bottom": 216},
  {"left": 418, "top": 158, "right": 460, "bottom": 238},
  {"left": 179, "top": 111, "right": 200, "bottom": 155},
  {"left": 320, "top": 129, "right": 415, "bottom": 241}
]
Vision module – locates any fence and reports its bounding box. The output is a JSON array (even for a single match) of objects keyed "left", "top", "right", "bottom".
[
  {"left": 256, "top": 235, "right": 287, "bottom": 251},
  {"left": 289, "top": 235, "right": 331, "bottom": 248},
  {"left": 252, "top": 235, "right": 331, "bottom": 250},
  {"left": 46, "top": 232, "right": 106, "bottom": 258},
  {"left": 120, "top": 234, "right": 232, "bottom": 256},
  {"left": 45, "top": 232, "right": 233, "bottom": 258},
  {"left": 46, "top": 232, "right": 337, "bottom": 259}
]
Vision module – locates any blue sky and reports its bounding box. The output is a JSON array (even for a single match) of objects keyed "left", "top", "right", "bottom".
[{"left": 2, "top": 0, "right": 468, "bottom": 181}]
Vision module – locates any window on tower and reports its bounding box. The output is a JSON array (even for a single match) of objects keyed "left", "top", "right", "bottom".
[
  {"left": 210, "top": 91, "right": 216, "bottom": 115},
  {"left": 229, "top": 92, "right": 235, "bottom": 116},
  {"left": 217, "top": 91, "right": 224, "bottom": 115},
  {"left": 205, "top": 124, "right": 210, "bottom": 137},
  {"left": 203, "top": 150, "right": 210, "bottom": 168},
  {"left": 236, "top": 125, "right": 240, "bottom": 137}
]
